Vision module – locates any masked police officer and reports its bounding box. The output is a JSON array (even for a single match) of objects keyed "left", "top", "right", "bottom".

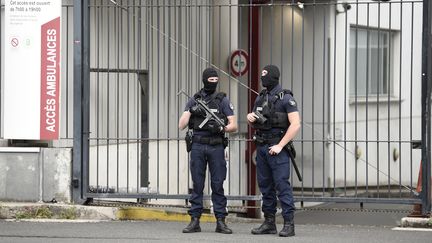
[
  {"left": 178, "top": 67, "right": 237, "bottom": 234},
  {"left": 247, "top": 65, "right": 301, "bottom": 237}
]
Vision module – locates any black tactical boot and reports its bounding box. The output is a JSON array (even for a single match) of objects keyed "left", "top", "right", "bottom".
[
  {"left": 279, "top": 218, "right": 295, "bottom": 237},
  {"left": 182, "top": 217, "right": 201, "bottom": 233},
  {"left": 215, "top": 217, "right": 233, "bottom": 234},
  {"left": 251, "top": 214, "right": 277, "bottom": 234}
]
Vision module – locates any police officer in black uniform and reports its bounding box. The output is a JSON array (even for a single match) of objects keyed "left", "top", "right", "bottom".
[
  {"left": 178, "top": 67, "right": 237, "bottom": 234},
  {"left": 247, "top": 65, "right": 301, "bottom": 237}
]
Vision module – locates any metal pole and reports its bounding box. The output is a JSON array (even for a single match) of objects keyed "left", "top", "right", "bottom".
[
  {"left": 421, "top": 0, "right": 432, "bottom": 215},
  {"left": 72, "top": 0, "right": 89, "bottom": 204},
  {"left": 82, "top": 0, "right": 90, "bottom": 202},
  {"left": 66, "top": 6, "right": 70, "bottom": 138},
  {"left": 140, "top": 73, "right": 149, "bottom": 188},
  {"left": 0, "top": 3, "right": 2, "bottom": 138}
]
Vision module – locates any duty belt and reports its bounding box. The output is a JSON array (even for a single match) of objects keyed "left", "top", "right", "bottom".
[
  {"left": 253, "top": 134, "right": 281, "bottom": 146},
  {"left": 193, "top": 136, "right": 223, "bottom": 145}
]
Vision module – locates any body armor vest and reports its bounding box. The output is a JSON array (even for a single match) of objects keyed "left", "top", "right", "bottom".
[
  {"left": 252, "top": 89, "right": 292, "bottom": 131},
  {"left": 188, "top": 92, "right": 228, "bottom": 132}
]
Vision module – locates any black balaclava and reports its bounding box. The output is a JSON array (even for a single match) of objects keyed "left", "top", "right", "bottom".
[
  {"left": 261, "top": 65, "right": 280, "bottom": 91},
  {"left": 202, "top": 67, "right": 219, "bottom": 94}
]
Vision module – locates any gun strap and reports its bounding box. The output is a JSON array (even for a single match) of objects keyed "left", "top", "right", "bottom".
[{"left": 194, "top": 90, "right": 225, "bottom": 105}]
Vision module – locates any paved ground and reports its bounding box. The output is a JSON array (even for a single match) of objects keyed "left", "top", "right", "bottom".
[
  {"left": 1, "top": 201, "right": 431, "bottom": 242},
  {"left": 294, "top": 202, "right": 412, "bottom": 226},
  {"left": 0, "top": 220, "right": 431, "bottom": 243}
]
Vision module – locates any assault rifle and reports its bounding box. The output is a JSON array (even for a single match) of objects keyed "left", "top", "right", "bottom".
[{"left": 177, "top": 90, "right": 226, "bottom": 129}]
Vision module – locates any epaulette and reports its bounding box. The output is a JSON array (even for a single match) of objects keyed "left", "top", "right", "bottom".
[
  {"left": 214, "top": 92, "right": 226, "bottom": 101},
  {"left": 259, "top": 89, "right": 268, "bottom": 97},
  {"left": 277, "top": 89, "right": 294, "bottom": 100}
]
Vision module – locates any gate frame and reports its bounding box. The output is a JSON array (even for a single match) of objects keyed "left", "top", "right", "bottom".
[
  {"left": 421, "top": 0, "right": 432, "bottom": 215},
  {"left": 72, "top": 0, "right": 90, "bottom": 204},
  {"left": 71, "top": 1, "right": 432, "bottom": 214}
]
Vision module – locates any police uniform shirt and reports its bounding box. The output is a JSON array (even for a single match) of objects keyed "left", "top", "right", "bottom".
[{"left": 184, "top": 89, "right": 234, "bottom": 136}]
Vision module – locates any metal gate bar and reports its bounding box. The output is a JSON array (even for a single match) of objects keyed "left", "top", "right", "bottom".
[
  {"left": 63, "top": 0, "right": 432, "bottom": 213},
  {"left": 1, "top": 1, "right": 430, "bottom": 209}
]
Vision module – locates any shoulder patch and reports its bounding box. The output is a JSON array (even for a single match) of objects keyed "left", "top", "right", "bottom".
[
  {"left": 288, "top": 98, "right": 297, "bottom": 107},
  {"left": 229, "top": 102, "right": 234, "bottom": 111}
]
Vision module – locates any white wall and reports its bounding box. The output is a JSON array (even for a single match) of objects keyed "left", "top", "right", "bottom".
[{"left": 331, "top": 0, "right": 423, "bottom": 188}]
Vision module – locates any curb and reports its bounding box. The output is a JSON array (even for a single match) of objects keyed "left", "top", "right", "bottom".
[
  {"left": 400, "top": 217, "right": 432, "bottom": 228},
  {"left": 0, "top": 202, "right": 220, "bottom": 222},
  {"left": 0, "top": 202, "right": 117, "bottom": 220},
  {"left": 5, "top": 202, "right": 430, "bottom": 227}
]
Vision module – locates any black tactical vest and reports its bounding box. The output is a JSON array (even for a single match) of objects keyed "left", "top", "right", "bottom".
[
  {"left": 188, "top": 92, "right": 228, "bottom": 131},
  {"left": 252, "top": 89, "right": 291, "bottom": 131}
]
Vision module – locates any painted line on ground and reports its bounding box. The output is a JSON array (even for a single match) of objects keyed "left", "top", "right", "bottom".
[{"left": 392, "top": 227, "right": 432, "bottom": 232}]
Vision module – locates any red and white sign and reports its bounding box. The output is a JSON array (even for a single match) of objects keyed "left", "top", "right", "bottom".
[
  {"left": 4, "top": 0, "right": 61, "bottom": 140},
  {"left": 229, "top": 49, "right": 249, "bottom": 77},
  {"left": 10, "top": 37, "right": 19, "bottom": 47}
]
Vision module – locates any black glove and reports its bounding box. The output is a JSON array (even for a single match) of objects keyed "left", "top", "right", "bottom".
[
  {"left": 208, "top": 121, "right": 224, "bottom": 134},
  {"left": 189, "top": 105, "right": 205, "bottom": 116}
]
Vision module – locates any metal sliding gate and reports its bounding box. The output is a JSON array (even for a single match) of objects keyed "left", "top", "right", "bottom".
[{"left": 70, "top": 0, "right": 432, "bottom": 214}]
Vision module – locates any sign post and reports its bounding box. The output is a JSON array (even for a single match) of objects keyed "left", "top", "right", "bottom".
[{"left": 4, "top": 0, "right": 61, "bottom": 140}]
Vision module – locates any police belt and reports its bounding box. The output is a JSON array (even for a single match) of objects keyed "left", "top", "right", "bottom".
[
  {"left": 192, "top": 136, "right": 224, "bottom": 145},
  {"left": 253, "top": 133, "right": 282, "bottom": 146}
]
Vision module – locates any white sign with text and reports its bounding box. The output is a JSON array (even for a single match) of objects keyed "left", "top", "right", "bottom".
[{"left": 4, "top": 0, "right": 61, "bottom": 140}]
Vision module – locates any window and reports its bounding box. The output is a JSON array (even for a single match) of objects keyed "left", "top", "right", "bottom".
[{"left": 349, "top": 27, "right": 394, "bottom": 96}]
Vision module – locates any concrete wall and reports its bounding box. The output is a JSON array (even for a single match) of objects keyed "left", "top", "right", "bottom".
[{"left": 0, "top": 148, "right": 71, "bottom": 202}]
